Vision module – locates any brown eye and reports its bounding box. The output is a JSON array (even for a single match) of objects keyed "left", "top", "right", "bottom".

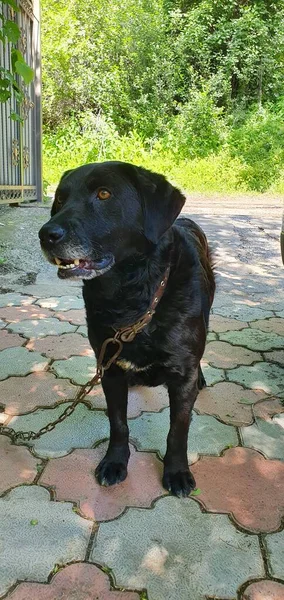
[{"left": 97, "top": 189, "right": 111, "bottom": 201}]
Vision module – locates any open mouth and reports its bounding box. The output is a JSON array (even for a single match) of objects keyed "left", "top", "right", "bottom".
[{"left": 50, "top": 255, "right": 114, "bottom": 279}]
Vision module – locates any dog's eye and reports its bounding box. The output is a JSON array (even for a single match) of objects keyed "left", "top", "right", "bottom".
[{"left": 97, "top": 189, "right": 111, "bottom": 201}]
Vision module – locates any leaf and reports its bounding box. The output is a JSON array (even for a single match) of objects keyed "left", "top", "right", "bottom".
[
  {"left": 0, "top": 89, "right": 11, "bottom": 102},
  {"left": 30, "top": 519, "right": 38, "bottom": 526},
  {"left": 15, "top": 61, "right": 34, "bottom": 84},
  {"left": 11, "top": 49, "right": 24, "bottom": 73},
  {"left": 10, "top": 112, "right": 24, "bottom": 123},
  {"left": 0, "top": 78, "right": 10, "bottom": 89},
  {"left": 14, "top": 88, "right": 24, "bottom": 102},
  {"left": 3, "top": 20, "right": 20, "bottom": 44},
  {"left": 239, "top": 397, "right": 254, "bottom": 405},
  {"left": 2, "top": 0, "right": 19, "bottom": 11},
  {"left": 190, "top": 488, "right": 202, "bottom": 496}
]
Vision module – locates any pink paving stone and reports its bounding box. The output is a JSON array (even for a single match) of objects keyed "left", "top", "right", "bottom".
[
  {"left": 0, "top": 371, "right": 79, "bottom": 415},
  {"left": 8, "top": 563, "right": 140, "bottom": 600},
  {"left": 26, "top": 333, "right": 93, "bottom": 359},
  {"left": 0, "top": 305, "right": 51, "bottom": 323},
  {"left": 203, "top": 341, "right": 261, "bottom": 369},
  {"left": 191, "top": 447, "right": 284, "bottom": 532},
  {"left": 253, "top": 397, "right": 284, "bottom": 421},
  {"left": 195, "top": 381, "right": 266, "bottom": 426},
  {"left": 242, "top": 580, "right": 284, "bottom": 600},
  {"left": 0, "top": 330, "right": 24, "bottom": 350},
  {"left": 250, "top": 317, "right": 284, "bottom": 336},
  {"left": 39, "top": 442, "right": 165, "bottom": 521},
  {"left": 210, "top": 314, "right": 249, "bottom": 333},
  {"left": 0, "top": 436, "right": 37, "bottom": 493},
  {"left": 55, "top": 309, "right": 86, "bottom": 325},
  {"left": 88, "top": 384, "right": 169, "bottom": 417}
]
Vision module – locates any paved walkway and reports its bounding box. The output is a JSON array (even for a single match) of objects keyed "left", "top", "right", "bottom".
[{"left": 0, "top": 198, "right": 283, "bottom": 599}]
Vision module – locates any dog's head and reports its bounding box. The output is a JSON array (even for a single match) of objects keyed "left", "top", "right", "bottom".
[{"left": 39, "top": 161, "right": 185, "bottom": 280}]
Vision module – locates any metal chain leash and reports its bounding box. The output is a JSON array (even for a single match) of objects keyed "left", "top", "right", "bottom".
[{"left": 0, "top": 267, "right": 170, "bottom": 447}]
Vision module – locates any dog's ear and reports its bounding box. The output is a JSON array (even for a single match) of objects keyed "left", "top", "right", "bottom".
[{"left": 134, "top": 167, "right": 185, "bottom": 244}]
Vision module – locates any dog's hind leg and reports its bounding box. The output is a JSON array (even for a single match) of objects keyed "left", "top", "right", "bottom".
[{"left": 198, "top": 364, "right": 206, "bottom": 390}]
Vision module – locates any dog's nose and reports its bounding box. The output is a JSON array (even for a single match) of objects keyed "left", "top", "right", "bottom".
[{"left": 39, "top": 223, "right": 65, "bottom": 246}]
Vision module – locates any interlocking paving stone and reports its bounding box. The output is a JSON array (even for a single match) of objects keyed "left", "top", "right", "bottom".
[
  {"left": 7, "top": 402, "right": 110, "bottom": 458},
  {"left": 242, "top": 580, "right": 284, "bottom": 600},
  {"left": 129, "top": 408, "right": 238, "bottom": 462},
  {"left": 195, "top": 382, "right": 266, "bottom": 426},
  {"left": 89, "top": 384, "right": 169, "bottom": 418},
  {"left": 0, "top": 486, "right": 92, "bottom": 597},
  {"left": 276, "top": 309, "right": 284, "bottom": 318},
  {"left": 7, "top": 317, "right": 77, "bottom": 338},
  {"left": 191, "top": 447, "right": 284, "bottom": 532},
  {"left": 0, "top": 372, "right": 79, "bottom": 415},
  {"left": 0, "top": 305, "right": 51, "bottom": 323},
  {"left": 0, "top": 330, "right": 24, "bottom": 350},
  {"left": 26, "top": 333, "right": 93, "bottom": 359},
  {"left": 227, "top": 362, "right": 284, "bottom": 395},
  {"left": 8, "top": 563, "right": 140, "bottom": 600},
  {"left": 0, "top": 293, "right": 35, "bottom": 308},
  {"left": 209, "top": 314, "right": 249, "bottom": 333},
  {"left": 250, "top": 317, "right": 284, "bottom": 336},
  {"left": 214, "top": 305, "right": 274, "bottom": 321},
  {"left": 0, "top": 436, "right": 38, "bottom": 494},
  {"left": 55, "top": 309, "right": 86, "bottom": 325},
  {"left": 203, "top": 341, "right": 261, "bottom": 368},
  {"left": 264, "top": 349, "right": 284, "bottom": 364},
  {"left": 77, "top": 325, "right": 88, "bottom": 337},
  {"left": 264, "top": 530, "right": 284, "bottom": 579},
  {"left": 240, "top": 414, "right": 284, "bottom": 460},
  {"left": 253, "top": 397, "right": 284, "bottom": 420},
  {"left": 220, "top": 329, "right": 284, "bottom": 351},
  {"left": 0, "top": 319, "right": 5, "bottom": 329},
  {"left": 36, "top": 296, "right": 84, "bottom": 310},
  {"left": 52, "top": 355, "right": 97, "bottom": 385},
  {"left": 92, "top": 496, "right": 264, "bottom": 600},
  {"left": 40, "top": 442, "right": 164, "bottom": 521},
  {"left": 0, "top": 347, "right": 49, "bottom": 380},
  {"left": 200, "top": 364, "right": 225, "bottom": 385},
  {"left": 206, "top": 332, "right": 217, "bottom": 342}
]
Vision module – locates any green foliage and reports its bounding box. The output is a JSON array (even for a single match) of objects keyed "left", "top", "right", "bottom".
[
  {"left": 41, "top": 0, "right": 284, "bottom": 194},
  {"left": 0, "top": 0, "right": 34, "bottom": 122}
]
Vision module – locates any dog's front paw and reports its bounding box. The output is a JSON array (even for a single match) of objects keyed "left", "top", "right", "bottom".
[
  {"left": 162, "top": 468, "right": 196, "bottom": 498},
  {"left": 95, "top": 458, "right": 128, "bottom": 487}
]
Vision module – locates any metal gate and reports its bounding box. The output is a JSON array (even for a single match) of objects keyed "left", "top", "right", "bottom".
[{"left": 0, "top": 0, "right": 41, "bottom": 204}]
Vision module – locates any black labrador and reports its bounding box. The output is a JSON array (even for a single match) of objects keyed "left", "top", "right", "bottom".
[{"left": 39, "top": 161, "right": 215, "bottom": 497}]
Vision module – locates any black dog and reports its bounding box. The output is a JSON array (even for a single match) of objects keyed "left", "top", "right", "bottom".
[{"left": 39, "top": 161, "right": 215, "bottom": 497}]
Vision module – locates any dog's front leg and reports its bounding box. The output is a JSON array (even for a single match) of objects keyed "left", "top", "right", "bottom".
[
  {"left": 163, "top": 372, "right": 198, "bottom": 497},
  {"left": 95, "top": 366, "right": 130, "bottom": 486}
]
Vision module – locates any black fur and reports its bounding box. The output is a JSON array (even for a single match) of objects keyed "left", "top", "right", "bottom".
[{"left": 39, "top": 161, "right": 215, "bottom": 497}]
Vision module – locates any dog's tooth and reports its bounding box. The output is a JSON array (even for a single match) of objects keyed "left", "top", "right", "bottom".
[
  {"left": 55, "top": 257, "right": 61, "bottom": 265},
  {"left": 74, "top": 259, "right": 79, "bottom": 266}
]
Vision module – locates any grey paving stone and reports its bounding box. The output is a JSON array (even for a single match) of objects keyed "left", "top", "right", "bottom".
[
  {"left": 0, "top": 319, "right": 6, "bottom": 329},
  {"left": 92, "top": 496, "right": 264, "bottom": 600},
  {"left": 129, "top": 408, "right": 238, "bottom": 462},
  {"left": 220, "top": 329, "right": 284, "bottom": 351},
  {"left": 240, "top": 414, "right": 284, "bottom": 460},
  {"left": 265, "top": 529, "right": 284, "bottom": 579},
  {"left": 0, "top": 485, "right": 92, "bottom": 597},
  {"left": 214, "top": 305, "right": 274, "bottom": 321},
  {"left": 7, "top": 402, "right": 110, "bottom": 458},
  {"left": 52, "top": 355, "right": 97, "bottom": 385},
  {"left": 7, "top": 317, "right": 77, "bottom": 338},
  {"left": 0, "top": 293, "right": 35, "bottom": 308},
  {"left": 201, "top": 364, "right": 225, "bottom": 385},
  {"left": 227, "top": 362, "right": 284, "bottom": 396},
  {"left": 36, "top": 296, "right": 84, "bottom": 311},
  {"left": 206, "top": 332, "right": 217, "bottom": 342},
  {"left": 0, "top": 347, "right": 49, "bottom": 380},
  {"left": 276, "top": 310, "right": 284, "bottom": 318},
  {"left": 77, "top": 325, "right": 88, "bottom": 337}
]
